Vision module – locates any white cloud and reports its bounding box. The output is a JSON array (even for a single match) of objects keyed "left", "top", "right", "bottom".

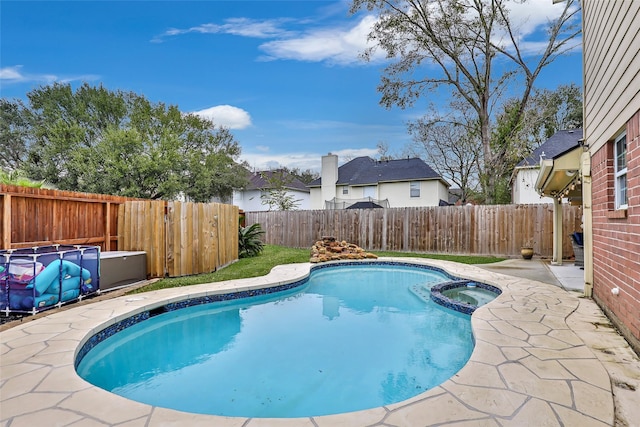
[
  {"left": 258, "top": 15, "right": 382, "bottom": 65},
  {"left": 0, "top": 65, "right": 56, "bottom": 83},
  {"left": 332, "top": 147, "right": 380, "bottom": 161},
  {"left": 192, "top": 105, "right": 252, "bottom": 129},
  {"left": 0, "top": 65, "right": 99, "bottom": 85},
  {"left": 264, "top": 160, "right": 282, "bottom": 170},
  {"left": 493, "top": 0, "right": 582, "bottom": 55},
  {"left": 58, "top": 74, "right": 101, "bottom": 84},
  {"left": 154, "top": 0, "right": 578, "bottom": 67},
  {"left": 241, "top": 147, "right": 378, "bottom": 172},
  {"left": 152, "top": 18, "right": 292, "bottom": 42},
  {"left": 0, "top": 66, "right": 25, "bottom": 80},
  {"left": 507, "top": 0, "right": 575, "bottom": 35},
  {"left": 154, "top": 13, "right": 383, "bottom": 66},
  {"left": 241, "top": 152, "right": 318, "bottom": 172},
  {"left": 222, "top": 18, "right": 294, "bottom": 38}
]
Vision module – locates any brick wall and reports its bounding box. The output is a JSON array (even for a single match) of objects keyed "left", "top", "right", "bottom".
[{"left": 591, "top": 110, "right": 640, "bottom": 352}]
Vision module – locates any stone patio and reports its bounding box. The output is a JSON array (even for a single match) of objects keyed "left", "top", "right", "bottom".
[{"left": 1, "top": 258, "right": 639, "bottom": 426}]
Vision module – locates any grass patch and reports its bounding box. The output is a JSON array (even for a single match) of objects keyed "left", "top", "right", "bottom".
[
  {"left": 133, "top": 245, "right": 505, "bottom": 293},
  {"left": 132, "top": 245, "right": 308, "bottom": 293}
]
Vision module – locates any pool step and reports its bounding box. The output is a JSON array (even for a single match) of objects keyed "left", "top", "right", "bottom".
[{"left": 409, "top": 284, "right": 431, "bottom": 304}]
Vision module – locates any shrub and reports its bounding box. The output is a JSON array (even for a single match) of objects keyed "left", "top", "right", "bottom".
[{"left": 238, "top": 223, "right": 265, "bottom": 258}]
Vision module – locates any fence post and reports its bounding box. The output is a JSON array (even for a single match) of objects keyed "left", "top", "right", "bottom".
[{"left": 1, "top": 193, "right": 10, "bottom": 250}]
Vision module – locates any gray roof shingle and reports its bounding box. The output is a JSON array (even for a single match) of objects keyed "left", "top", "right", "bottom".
[
  {"left": 309, "top": 156, "right": 446, "bottom": 187},
  {"left": 246, "top": 170, "right": 310, "bottom": 192},
  {"left": 517, "top": 128, "right": 583, "bottom": 167}
]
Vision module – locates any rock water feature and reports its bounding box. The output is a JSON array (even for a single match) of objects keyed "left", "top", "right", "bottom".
[{"left": 309, "top": 236, "right": 378, "bottom": 263}]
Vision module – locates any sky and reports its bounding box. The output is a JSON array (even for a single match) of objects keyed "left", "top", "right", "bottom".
[{"left": 0, "top": 0, "right": 582, "bottom": 173}]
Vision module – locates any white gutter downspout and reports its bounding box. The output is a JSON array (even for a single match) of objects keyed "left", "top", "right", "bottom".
[{"left": 581, "top": 152, "right": 593, "bottom": 297}]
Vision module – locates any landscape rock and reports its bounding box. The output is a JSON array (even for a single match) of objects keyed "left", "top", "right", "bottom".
[{"left": 310, "top": 236, "right": 378, "bottom": 263}]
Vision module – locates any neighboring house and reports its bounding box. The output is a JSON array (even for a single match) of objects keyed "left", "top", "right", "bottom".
[
  {"left": 536, "top": 1, "right": 639, "bottom": 354},
  {"left": 511, "top": 129, "right": 583, "bottom": 204},
  {"left": 308, "top": 154, "right": 449, "bottom": 209},
  {"left": 232, "top": 170, "right": 310, "bottom": 211}
]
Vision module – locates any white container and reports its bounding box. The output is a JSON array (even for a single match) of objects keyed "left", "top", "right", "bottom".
[{"left": 8, "top": 259, "right": 44, "bottom": 279}]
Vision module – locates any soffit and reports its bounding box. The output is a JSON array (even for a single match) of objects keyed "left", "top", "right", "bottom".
[{"left": 535, "top": 147, "right": 582, "bottom": 202}]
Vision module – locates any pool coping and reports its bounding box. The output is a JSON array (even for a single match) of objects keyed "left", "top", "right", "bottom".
[{"left": 0, "top": 258, "right": 619, "bottom": 426}]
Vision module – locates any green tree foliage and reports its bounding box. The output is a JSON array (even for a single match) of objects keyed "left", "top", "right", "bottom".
[
  {"left": 0, "top": 98, "right": 33, "bottom": 170},
  {"left": 351, "top": 0, "right": 581, "bottom": 204},
  {"left": 517, "top": 83, "right": 583, "bottom": 145},
  {"left": 16, "top": 82, "right": 247, "bottom": 201},
  {"left": 276, "top": 166, "right": 319, "bottom": 185}
]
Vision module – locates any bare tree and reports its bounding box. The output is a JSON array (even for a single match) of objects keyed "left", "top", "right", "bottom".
[
  {"left": 411, "top": 83, "right": 583, "bottom": 203},
  {"left": 376, "top": 141, "right": 397, "bottom": 160},
  {"left": 408, "top": 99, "right": 482, "bottom": 203},
  {"left": 351, "top": 0, "right": 581, "bottom": 203}
]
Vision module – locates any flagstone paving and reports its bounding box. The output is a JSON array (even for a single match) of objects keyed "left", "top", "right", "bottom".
[{"left": 1, "top": 258, "right": 638, "bottom": 426}]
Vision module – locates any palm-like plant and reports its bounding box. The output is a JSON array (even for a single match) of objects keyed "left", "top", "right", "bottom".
[{"left": 238, "top": 223, "right": 265, "bottom": 258}]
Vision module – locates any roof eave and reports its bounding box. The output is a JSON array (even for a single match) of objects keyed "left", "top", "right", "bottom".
[{"left": 535, "top": 147, "right": 581, "bottom": 197}]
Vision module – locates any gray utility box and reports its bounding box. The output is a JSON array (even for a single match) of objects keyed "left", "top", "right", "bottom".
[{"left": 99, "top": 251, "right": 147, "bottom": 291}]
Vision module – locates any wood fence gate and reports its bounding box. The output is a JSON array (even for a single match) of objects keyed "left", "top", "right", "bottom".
[{"left": 118, "top": 201, "right": 238, "bottom": 277}]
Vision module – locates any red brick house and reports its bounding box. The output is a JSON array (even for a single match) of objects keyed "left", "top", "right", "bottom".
[
  {"left": 582, "top": 1, "right": 639, "bottom": 354},
  {"left": 589, "top": 111, "right": 639, "bottom": 354},
  {"left": 537, "top": 1, "right": 639, "bottom": 354}
]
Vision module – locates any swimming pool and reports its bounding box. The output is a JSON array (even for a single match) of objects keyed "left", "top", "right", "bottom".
[{"left": 76, "top": 262, "right": 475, "bottom": 418}]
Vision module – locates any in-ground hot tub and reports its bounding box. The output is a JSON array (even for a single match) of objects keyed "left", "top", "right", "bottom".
[
  {"left": 99, "top": 251, "right": 147, "bottom": 291},
  {"left": 430, "top": 280, "right": 501, "bottom": 314}
]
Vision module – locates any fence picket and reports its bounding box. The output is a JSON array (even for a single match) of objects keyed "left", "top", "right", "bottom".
[
  {"left": 247, "top": 204, "right": 582, "bottom": 258},
  {"left": 1, "top": 185, "right": 238, "bottom": 278},
  {"left": 122, "top": 200, "right": 238, "bottom": 277}
]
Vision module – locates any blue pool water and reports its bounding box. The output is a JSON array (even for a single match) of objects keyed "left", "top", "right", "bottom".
[{"left": 76, "top": 264, "right": 474, "bottom": 418}]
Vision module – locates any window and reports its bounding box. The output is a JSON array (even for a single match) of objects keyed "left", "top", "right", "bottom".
[
  {"left": 614, "top": 131, "right": 628, "bottom": 209},
  {"left": 342, "top": 186, "right": 349, "bottom": 195},
  {"left": 410, "top": 181, "right": 420, "bottom": 198},
  {"left": 363, "top": 186, "right": 376, "bottom": 198}
]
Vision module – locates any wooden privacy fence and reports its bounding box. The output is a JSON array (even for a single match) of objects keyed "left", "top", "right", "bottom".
[
  {"left": 1, "top": 185, "right": 239, "bottom": 278},
  {"left": 1, "top": 184, "right": 131, "bottom": 251},
  {"left": 118, "top": 201, "right": 238, "bottom": 277},
  {"left": 246, "top": 204, "right": 583, "bottom": 258}
]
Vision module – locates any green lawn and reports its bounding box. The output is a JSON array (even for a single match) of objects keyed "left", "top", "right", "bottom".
[{"left": 132, "top": 244, "right": 505, "bottom": 293}]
